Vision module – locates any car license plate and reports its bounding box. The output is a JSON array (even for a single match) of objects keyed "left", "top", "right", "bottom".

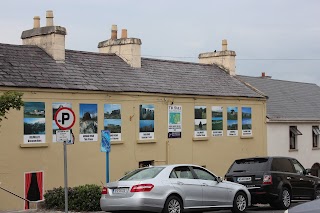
[
  {"left": 113, "top": 188, "right": 129, "bottom": 194},
  {"left": 237, "top": 177, "right": 252, "bottom": 182},
  {"left": 245, "top": 185, "right": 256, "bottom": 188}
]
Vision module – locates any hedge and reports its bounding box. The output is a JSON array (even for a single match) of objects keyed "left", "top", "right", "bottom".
[{"left": 44, "top": 184, "right": 102, "bottom": 211}]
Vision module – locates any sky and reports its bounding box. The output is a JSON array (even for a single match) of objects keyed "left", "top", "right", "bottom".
[{"left": 0, "top": 0, "right": 319, "bottom": 85}]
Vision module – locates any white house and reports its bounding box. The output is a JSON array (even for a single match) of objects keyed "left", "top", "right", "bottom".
[{"left": 238, "top": 74, "right": 320, "bottom": 176}]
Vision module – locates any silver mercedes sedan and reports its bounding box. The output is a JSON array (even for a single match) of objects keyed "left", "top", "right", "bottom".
[{"left": 100, "top": 164, "right": 251, "bottom": 213}]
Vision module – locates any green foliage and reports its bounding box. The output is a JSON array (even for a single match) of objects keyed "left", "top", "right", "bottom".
[
  {"left": 44, "top": 184, "right": 102, "bottom": 211},
  {"left": 0, "top": 91, "right": 24, "bottom": 123}
]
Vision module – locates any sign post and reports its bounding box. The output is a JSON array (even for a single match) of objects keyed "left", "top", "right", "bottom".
[
  {"left": 101, "top": 130, "right": 111, "bottom": 183},
  {"left": 54, "top": 107, "right": 75, "bottom": 213}
]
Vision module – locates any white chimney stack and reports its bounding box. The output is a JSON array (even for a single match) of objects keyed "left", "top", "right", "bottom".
[
  {"left": 21, "top": 10, "right": 67, "bottom": 63},
  {"left": 198, "top": 39, "right": 236, "bottom": 76}
]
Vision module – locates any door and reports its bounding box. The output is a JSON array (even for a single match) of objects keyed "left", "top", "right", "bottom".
[
  {"left": 169, "top": 166, "right": 203, "bottom": 208},
  {"left": 192, "top": 166, "right": 231, "bottom": 207},
  {"left": 291, "top": 159, "right": 314, "bottom": 199}
]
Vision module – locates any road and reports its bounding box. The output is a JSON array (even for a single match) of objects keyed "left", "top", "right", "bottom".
[{"left": 209, "top": 202, "right": 302, "bottom": 213}]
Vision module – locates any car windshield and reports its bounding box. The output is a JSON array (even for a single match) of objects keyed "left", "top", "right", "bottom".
[
  {"left": 228, "top": 158, "right": 269, "bottom": 172},
  {"left": 120, "top": 167, "right": 165, "bottom": 181}
]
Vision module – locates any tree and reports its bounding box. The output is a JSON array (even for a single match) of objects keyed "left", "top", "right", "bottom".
[{"left": 0, "top": 91, "right": 24, "bottom": 123}]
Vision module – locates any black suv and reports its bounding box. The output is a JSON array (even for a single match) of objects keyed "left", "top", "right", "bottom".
[{"left": 225, "top": 157, "right": 320, "bottom": 210}]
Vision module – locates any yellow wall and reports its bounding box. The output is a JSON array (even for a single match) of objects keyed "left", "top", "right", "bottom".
[{"left": 0, "top": 88, "right": 267, "bottom": 210}]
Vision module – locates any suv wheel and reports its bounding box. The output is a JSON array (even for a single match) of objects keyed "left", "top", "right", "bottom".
[
  {"left": 315, "top": 188, "right": 320, "bottom": 199},
  {"left": 163, "top": 195, "right": 183, "bottom": 213},
  {"left": 278, "top": 187, "right": 291, "bottom": 209},
  {"left": 231, "top": 191, "right": 247, "bottom": 213}
]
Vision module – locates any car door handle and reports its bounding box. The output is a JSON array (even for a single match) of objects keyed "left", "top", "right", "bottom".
[
  {"left": 300, "top": 178, "right": 304, "bottom": 181},
  {"left": 177, "top": 181, "right": 184, "bottom": 185},
  {"left": 201, "top": 183, "right": 208, "bottom": 186},
  {"left": 287, "top": 177, "right": 291, "bottom": 180}
]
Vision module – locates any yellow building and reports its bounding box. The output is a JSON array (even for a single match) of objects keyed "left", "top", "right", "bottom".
[{"left": 0, "top": 11, "right": 267, "bottom": 210}]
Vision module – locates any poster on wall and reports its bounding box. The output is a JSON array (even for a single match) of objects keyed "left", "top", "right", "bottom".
[
  {"left": 52, "top": 102, "right": 72, "bottom": 142},
  {"left": 227, "top": 106, "right": 238, "bottom": 136},
  {"left": 79, "top": 104, "right": 98, "bottom": 142},
  {"left": 23, "top": 102, "right": 46, "bottom": 143},
  {"left": 104, "top": 104, "right": 121, "bottom": 141},
  {"left": 194, "top": 106, "right": 207, "bottom": 137},
  {"left": 139, "top": 104, "right": 155, "bottom": 140},
  {"left": 168, "top": 105, "right": 182, "bottom": 138},
  {"left": 242, "top": 107, "right": 252, "bottom": 136},
  {"left": 212, "top": 106, "right": 223, "bottom": 136}
]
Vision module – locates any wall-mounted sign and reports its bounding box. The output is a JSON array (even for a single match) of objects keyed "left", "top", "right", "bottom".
[
  {"left": 79, "top": 104, "right": 98, "bottom": 142},
  {"left": 168, "top": 105, "right": 182, "bottom": 138},
  {"left": 242, "top": 107, "right": 252, "bottom": 136},
  {"left": 212, "top": 106, "right": 223, "bottom": 136},
  {"left": 194, "top": 106, "right": 207, "bottom": 137},
  {"left": 23, "top": 102, "right": 45, "bottom": 143},
  {"left": 227, "top": 106, "right": 238, "bottom": 136},
  {"left": 104, "top": 104, "right": 122, "bottom": 141},
  {"left": 139, "top": 104, "right": 155, "bottom": 140}
]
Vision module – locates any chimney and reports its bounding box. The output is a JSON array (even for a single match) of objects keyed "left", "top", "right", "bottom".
[
  {"left": 98, "top": 25, "right": 142, "bottom": 68},
  {"left": 262, "top": 72, "right": 266, "bottom": 77},
  {"left": 198, "top": 39, "right": 236, "bottom": 75},
  {"left": 21, "top": 10, "right": 67, "bottom": 63}
]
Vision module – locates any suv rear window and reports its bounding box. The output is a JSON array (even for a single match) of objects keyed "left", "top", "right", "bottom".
[{"left": 228, "top": 158, "right": 269, "bottom": 172}]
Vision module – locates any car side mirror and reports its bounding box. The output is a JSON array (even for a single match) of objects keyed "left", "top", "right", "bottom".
[
  {"left": 305, "top": 169, "right": 311, "bottom": 175},
  {"left": 217, "top": 176, "right": 222, "bottom": 183}
]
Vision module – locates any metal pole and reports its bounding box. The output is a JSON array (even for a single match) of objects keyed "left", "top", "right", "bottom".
[
  {"left": 64, "top": 140, "right": 68, "bottom": 213},
  {"left": 106, "top": 152, "right": 109, "bottom": 183}
]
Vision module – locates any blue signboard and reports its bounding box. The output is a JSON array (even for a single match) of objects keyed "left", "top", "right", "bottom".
[{"left": 101, "top": 130, "right": 111, "bottom": 153}]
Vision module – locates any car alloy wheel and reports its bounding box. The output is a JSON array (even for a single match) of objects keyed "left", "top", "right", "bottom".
[
  {"left": 232, "top": 192, "right": 247, "bottom": 213},
  {"left": 282, "top": 188, "right": 291, "bottom": 208},
  {"left": 315, "top": 189, "right": 320, "bottom": 199},
  {"left": 164, "top": 195, "right": 182, "bottom": 213}
]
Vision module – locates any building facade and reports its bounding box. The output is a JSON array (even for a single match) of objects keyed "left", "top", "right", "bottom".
[{"left": 0, "top": 11, "right": 267, "bottom": 210}]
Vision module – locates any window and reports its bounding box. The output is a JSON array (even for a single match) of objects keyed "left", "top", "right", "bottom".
[
  {"left": 120, "top": 167, "right": 164, "bottom": 181},
  {"left": 192, "top": 167, "right": 216, "bottom": 181},
  {"left": 289, "top": 126, "right": 302, "bottom": 150},
  {"left": 271, "top": 158, "right": 295, "bottom": 173},
  {"left": 170, "top": 166, "right": 194, "bottom": 179},
  {"left": 291, "top": 159, "right": 306, "bottom": 175},
  {"left": 312, "top": 126, "right": 320, "bottom": 148},
  {"left": 139, "top": 160, "right": 154, "bottom": 168}
]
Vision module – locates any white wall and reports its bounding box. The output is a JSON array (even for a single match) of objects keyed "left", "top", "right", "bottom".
[{"left": 267, "top": 123, "right": 320, "bottom": 169}]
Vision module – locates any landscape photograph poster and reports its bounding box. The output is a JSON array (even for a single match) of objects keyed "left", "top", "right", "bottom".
[
  {"left": 24, "top": 102, "right": 45, "bottom": 143},
  {"left": 79, "top": 104, "right": 98, "bottom": 142},
  {"left": 52, "top": 102, "right": 72, "bottom": 142},
  {"left": 194, "top": 106, "right": 207, "bottom": 137},
  {"left": 168, "top": 105, "right": 182, "bottom": 138},
  {"left": 212, "top": 106, "right": 223, "bottom": 136},
  {"left": 227, "top": 106, "right": 238, "bottom": 136},
  {"left": 104, "top": 104, "right": 121, "bottom": 141},
  {"left": 242, "top": 107, "right": 252, "bottom": 136},
  {"left": 139, "top": 104, "right": 155, "bottom": 140}
]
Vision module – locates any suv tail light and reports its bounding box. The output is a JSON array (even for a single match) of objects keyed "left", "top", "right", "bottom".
[
  {"left": 101, "top": 186, "right": 108, "bottom": 194},
  {"left": 130, "top": 184, "right": 154, "bottom": 192},
  {"left": 263, "top": 175, "right": 272, "bottom": 185}
]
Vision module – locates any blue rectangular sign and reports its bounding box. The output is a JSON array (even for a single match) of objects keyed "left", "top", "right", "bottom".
[{"left": 101, "top": 130, "right": 111, "bottom": 152}]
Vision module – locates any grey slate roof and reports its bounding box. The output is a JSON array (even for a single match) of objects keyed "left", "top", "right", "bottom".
[
  {"left": 0, "top": 43, "right": 264, "bottom": 98},
  {"left": 238, "top": 75, "right": 320, "bottom": 121}
]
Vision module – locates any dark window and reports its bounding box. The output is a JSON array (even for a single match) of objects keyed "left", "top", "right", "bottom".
[
  {"left": 290, "top": 126, "right": 302, "bottom": 150},
  {"left": 170, "top": 166, "right": 194, "bottom": 179},
  {"left": 271, "top": 158, "right": 295, "bottom": 173},
  {"left": 139, "top": 160, "right": 154, "bottom": 168},
  {"left": 291, "top": 159, "right": 306, "bottom": 175},
  {"left": 312, "top": 126, "right": 320, "bottom": 148},
  {"left": 228, "top": 158, "right": 269, "bottom": 172}
]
